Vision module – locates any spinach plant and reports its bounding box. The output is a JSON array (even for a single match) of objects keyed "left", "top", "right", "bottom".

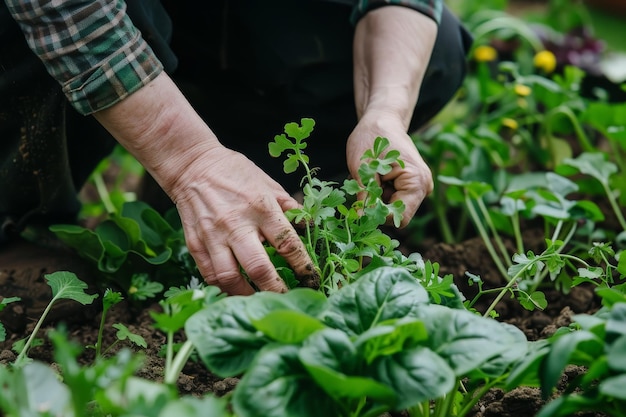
[{"left": 186, "top": 267, "right": 530, "bottom": 417}]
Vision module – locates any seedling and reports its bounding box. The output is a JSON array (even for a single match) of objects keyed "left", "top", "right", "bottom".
[{"left": 13, "top": 271, "right": 98, "bottom": 367}]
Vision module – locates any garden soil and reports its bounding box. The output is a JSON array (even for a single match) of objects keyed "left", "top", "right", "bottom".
[{"left": 0, "top": 225, "right": 608, "bottom": 417}]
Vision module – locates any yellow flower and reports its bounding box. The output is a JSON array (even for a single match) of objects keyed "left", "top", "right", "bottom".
[
  {"left": 533, "top": 50, "right": 557, "bottom": 73},
  {"left": 501, "top": 118, "right": 519, "bottom": 130},
  {"left": 514, "top": 84, "right": 532, "bottom": 97},
  {"left": 474, "top": 45, "right": 497, "bottom": 62}
]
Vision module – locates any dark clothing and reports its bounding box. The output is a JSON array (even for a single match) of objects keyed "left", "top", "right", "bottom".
[{"left": 0, "top": 0, "right": 472, "bottom": 243}]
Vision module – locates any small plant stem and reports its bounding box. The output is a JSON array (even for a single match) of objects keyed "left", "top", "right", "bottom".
[
  {"left": 465, "top": 194, "right": 510, "bottom": 280},
  {"left": 435, "top": 381, "right": 460, "bottom": 417},
  {"left": 165, "top": 339, "right": 195, "bottom": 385},
  {"left": 95, "top": 307, "right": 108, "bottom": 358},
  {"left": 600, "top": 181, "right": 626, "bottom": 232},
  {"left": 457, "top": 378, "right": 504, "bottom": 417},
  {"left": 545, "top": 106, "right": 595, "bottom": 156},
  {"left": 164, "top": 331, "right": 174, "bottom": 381},
  {"left": 530, "top": 223, "right": 578, "bottom": 293},
  {"left": 476, "top": 197, "right": 511, "bottom": 267},
  {"left": 15, "top": 298, "right": 57, "bottom": 365},
  {"left": 483, "top": 267, "right": 527, "bottom": 318},
  {"left": 511, "top": 211, "right": 524, "bottom": 254},
  {"left": 550, "top": 220, "right": 564, "bottom": 243},
  {"left": 92, "top": 172, "right": 117, "bottom": 214}
]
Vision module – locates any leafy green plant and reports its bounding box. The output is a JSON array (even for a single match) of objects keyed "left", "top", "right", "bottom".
[
  {"left": 0, "top": 327, "right": 232, "bottom": 417},
  {"left": 86, "top": 289, "right": 146, "bottom": 359},
  {"left": 268, "top": 118, "right": 462, "bottom": 307},
  {"left": 12, "top": 271, "right": 98, "bottom": 367},
  {"left": 50, "top": 201, "right": 196, "bottom": 299},
  {"left": 186, "top": 267, "right": 529, "bottom": 417}
]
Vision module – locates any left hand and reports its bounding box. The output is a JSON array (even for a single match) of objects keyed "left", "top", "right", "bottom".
[{"left": 346, "top": 110, "right": 433, "bottom": 228}]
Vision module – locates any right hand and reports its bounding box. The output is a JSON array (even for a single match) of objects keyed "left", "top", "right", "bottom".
[{"left": 169, "top": 145, "right": 318, "bottom": 295}]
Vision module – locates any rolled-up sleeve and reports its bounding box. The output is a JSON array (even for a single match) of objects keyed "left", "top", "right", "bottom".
[
  {"left": 350, "top": 0, "right": 443, "bottom": 25},
  {"left": 5, "top": 0, "right": 163, "bottom": 115}
]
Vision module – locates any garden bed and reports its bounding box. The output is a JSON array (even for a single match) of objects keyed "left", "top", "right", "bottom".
[{"left": 1, "top": 1, "right": 626, "bottom": 416}]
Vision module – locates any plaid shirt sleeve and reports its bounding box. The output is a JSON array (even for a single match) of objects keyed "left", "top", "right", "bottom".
[
  {"left": 5, "top": 0, "right": 163, "bottom": 115},
  {"left": 350, "top": 0, "right": 443, "bottom": 25}
]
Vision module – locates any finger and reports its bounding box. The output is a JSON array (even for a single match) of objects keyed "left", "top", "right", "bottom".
[
  {"left": 229, "top": 228, "right": 289, "bottom": 293},
  {"left": 188, "top": 229, "right": 256, "bottom": 296},
  {"left": 204, "top": 243, "right": 256, "bottom": 295},
  {"left": 261, "top": 215, "right": 319, "bottom": 290}
]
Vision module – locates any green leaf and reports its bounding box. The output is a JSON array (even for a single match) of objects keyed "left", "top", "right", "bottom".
[
  {"left": 373, "top": 346, "right": 455, "bottom": 410},
  {"left": 45, "top": 271, "right": 98, "bottom": 305},
  {"left": 268, "top": 134, "right": 294, "bottom": 157},
  {"left": 103, "top": 289, "right": 124, "bottom": 313},
  {"left": 320, "top": 267, "right": 429, "bottom": 336},
  {"left": 186, "top": 296, "right": 270, "bottom": 377},
  {"left": 599, "top": 374, "right": 626, "bottom": 400},
  {"left": 112, "top": 323, "right": 147, "bottom": 348},
  {"left": 562, "top": 152, "right": 617, "bottom": 186},
  {"left": 354, "top": 317, "right": 428, "bottom": 364},
  {"left": 284, "top": 118, "right": 315, "bottom": 141},
  {"left": 233, "top": 345, "right": 339, "bottom": 417},
  {"left": 414, "top": 304, "right": 524, "bottom": 376},
  {"left": 299, "top": 328, "right": 396, "bottom": 404},
  {"left": 252, "top": 310, "right": 326, "bottom": 344},
  {"left": 540, "top": 330, "right": 603, "bottom": 398}
]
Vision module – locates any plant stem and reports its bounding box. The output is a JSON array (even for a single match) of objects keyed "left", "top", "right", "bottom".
[
  {"left": 476, "top": 197, "right": 511, "bottom": 267},
  {"left": 95, "top": 307, "right": 108, "bottom": 359},
  {"left": 465, "top": 194, "right": 510, "bottom": 280},
  {"left": 601, "top": 181, "right": 626, "bottom": 232},
  {"left": 15, "top": 297, "right": 58, "bottom": 365},
  {"left": 92, "top": 172, "right": 117, "bottom": 214},
  {"left": 165, "top": 339, "right": 195, "bottom": 385}
]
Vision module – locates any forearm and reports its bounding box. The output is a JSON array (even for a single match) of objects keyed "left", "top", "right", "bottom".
[
  {"left": 353, "top": 6, "right": 437, "bottom": 128},
  {"left": 93, "top": 72, "right": 221, "bottom": 197}
]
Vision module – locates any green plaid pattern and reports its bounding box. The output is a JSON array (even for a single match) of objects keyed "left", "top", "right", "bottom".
[
  {"left": 5, "top": 0, "right": 162, "bottom": 115},
  {"left": 350, "top": 0, "right": 442, "bottom": 24}
]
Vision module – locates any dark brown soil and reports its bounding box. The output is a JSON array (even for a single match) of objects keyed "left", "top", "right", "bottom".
[{"left": 0, "top": 226, "right": 607, "bottom": 417}]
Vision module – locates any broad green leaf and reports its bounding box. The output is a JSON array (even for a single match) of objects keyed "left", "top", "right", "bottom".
[
  {"left": 599, "top": 374, "right": 626, "bottom": 400},
  {"left": 186, "top": 296, "right": 269, "bottom": 377},
  {"left": 22, "top": 362, "right": 72, "bottom": 415},
  {"left": 373, "top": 346, "right": 455, "bottom": 410},
  {"left": 244, "top": 288, "right": 328, "bottom": 323},
  {"left": 321, "top": 267, "right": 429, "bottom": 336},
  {"left": 233, "top": 345, "right": 339, "bottom": 417},
  {"left": 606, "top": 303, "right": 626, "bottom": 336},
  {"left": 354, "top": 317, "right": 428, "bottom": 364},
  {"left": 45, "top": 271, "right": 98, "bottom": 305},
  {"left": 252, "top": 310, "right": 326, "bottom": 344},
  {"left": 50, "top": 224, "right": 105, "bottom": 265},
  {"left": 413, "top": 304, "right": 522, "bottom": 376},
  {"left": 299, "top": 328, "right": 396, "bottom": 404},
  {"left": 562, "top": 152, "right": 617, "bottom": 186},
  {"left": 540, "top": 330, "right": 603, "bottom": 398}
]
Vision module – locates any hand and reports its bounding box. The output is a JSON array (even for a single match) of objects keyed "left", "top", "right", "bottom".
[
  {"left": 346, "top": 111, "right": 433, "bottom": 228},
  {"left": 94, "top": 73, "right": 316, "bottom": 295},
  {"left": 171, "top": 146, "right": 317, "bottom": 295}
]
